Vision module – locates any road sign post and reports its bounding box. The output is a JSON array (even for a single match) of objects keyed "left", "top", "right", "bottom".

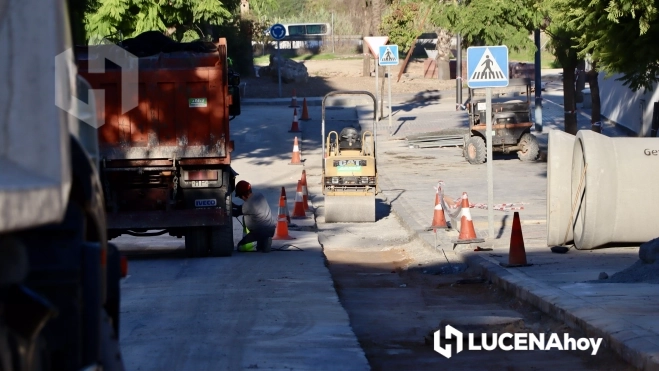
[
  {"left": 364, "top": 37, "right": 389, "bottom": 122},
  {"left": 379, "top": 45, "right": 399, "bottom": 135},
  {"left": 388, "top": 66, "right": 392, "bottom": 133},
  {"left": 467, "top": 45, "right": 509, "bottom": 240},
  {"left": 270, "top": 24, "right": 287, "bottom": 98}
]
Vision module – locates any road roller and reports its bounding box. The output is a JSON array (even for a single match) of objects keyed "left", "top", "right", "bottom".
[{"left": 321, "top": 91, "right": 378, "bottom": 222}]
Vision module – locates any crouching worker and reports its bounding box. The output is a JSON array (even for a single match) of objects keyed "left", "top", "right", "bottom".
[{"left": 232, "top": 180, "right": 276, "bottom": 253}]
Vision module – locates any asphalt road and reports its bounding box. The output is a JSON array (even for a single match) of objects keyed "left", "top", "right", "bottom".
[{"left": 113, "top": 101, "right": 633, "bottom": 370}]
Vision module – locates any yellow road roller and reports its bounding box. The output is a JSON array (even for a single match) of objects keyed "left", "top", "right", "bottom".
[{"left": 321, "top": 91, "right": 378, "bottom": 222}]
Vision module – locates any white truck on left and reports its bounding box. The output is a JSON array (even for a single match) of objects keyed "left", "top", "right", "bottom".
[{"left": 0, "top": 0, "right": 125, "bottom": 370}]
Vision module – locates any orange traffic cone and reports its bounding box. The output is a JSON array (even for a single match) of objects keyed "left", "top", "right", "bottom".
[
  {"left": 426, "top": 191, "right": 449, "bottom": 230},
  {"left": 289, "top": 89, "right": 299, "bottom": 108},
  {"left": 289, "top": 136, "right": 303, "bottom": 165},
  {"left": 291, "top": 180, "right": 308, "bottom": 219},
  {"left": 280, "top": 186, "right": 291, "bottom": 225},
  {"left": 300, "top": 170, "right": 310, "bottom": 211},
  {"left": 300, "top": 97, "right": 311, "bottom": 121},
  {"left": 288, "top": 108, "right": 301, "bottom": 132},
  {"left": 451, "top": 192, "right": 485, "bottom": 244},
  {"left": 501, "top": 212, "right": 532, "bottom": 267},
  {"left": 273, "top": 193, "right": 295, "bottom": 240}
]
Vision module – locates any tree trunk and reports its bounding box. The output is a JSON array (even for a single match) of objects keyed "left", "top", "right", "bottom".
[
  {"left": 586, "top": 61, "right": 602, "bottom": 133},
  {"left": 361, "top": 1, "right": 372, "bottom": 77},
  {"left": 575, "top": 59, "right": 586, "bottom": 103},
  {"left": 563, "top": 65, "right": 578, "bottom": 134},
  {"left": 435, "top": 28, "right": 452, "bottom": 81}
]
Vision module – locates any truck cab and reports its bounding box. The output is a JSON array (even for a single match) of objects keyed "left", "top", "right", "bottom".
[{"left": 0, "top": 1, "right": 125, "bottom": 369}]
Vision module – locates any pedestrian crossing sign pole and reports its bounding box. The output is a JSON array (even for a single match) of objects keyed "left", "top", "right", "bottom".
[
  {"left": 378, "top": 45, "right": 399, "bottom": 134},
  {"left": 467, "top": 45, "right": 509, "bottom": 238}
]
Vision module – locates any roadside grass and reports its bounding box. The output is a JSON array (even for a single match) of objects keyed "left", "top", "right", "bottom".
[{"left": 508, "top": 48, "right": 561, "bottom": 69}]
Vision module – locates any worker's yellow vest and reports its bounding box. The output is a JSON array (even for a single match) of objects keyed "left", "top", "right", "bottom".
[{"left": 237, "top": 216, "right": 257, "bottom": 252}]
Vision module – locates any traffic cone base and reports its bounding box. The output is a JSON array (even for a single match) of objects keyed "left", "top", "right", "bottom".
[
  {"left": 300, "top": 97, "right": 311, "bottom": 121},
  {"left": 288, "top": 108, "right": 301, "bottom": 132},
  {"left": 451, "top": 192, "right": 484, "bottom": 244},
  {"left": 273, "top": 216, "right": 296, "bottom": 240},
  {"left": 500, "top": 211, "right": 532, "bottom": 268},
  {"left": 289, "top": 136, "right": 303, "bottom": 165}
]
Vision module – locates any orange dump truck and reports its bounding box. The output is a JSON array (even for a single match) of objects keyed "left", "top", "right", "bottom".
[{"left": 76, "top": 39, "right": 241, "bottom": 258}]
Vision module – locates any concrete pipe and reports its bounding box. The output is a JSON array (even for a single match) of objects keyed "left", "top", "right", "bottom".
[
  {"left": 546, "top": 130, "right": 576, "bottom": 246},
  {"left": 571, "top": 130, "right": 659, "bottom": 249}
]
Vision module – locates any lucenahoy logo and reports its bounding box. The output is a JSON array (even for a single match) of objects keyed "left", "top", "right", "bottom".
[{"left": 434, "top": 325, "right": 603, "bottom": 359}]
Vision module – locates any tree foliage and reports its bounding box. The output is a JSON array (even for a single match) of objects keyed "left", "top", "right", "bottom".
[
  {"left": 84, "top": 0, "right": 236, "bottom": 42},
  {"left": 432, "top": 0, "right": 542, "bottom": 51},
  {"left": 564, "top": 0, "right": 659, "bottom": 90},
  {"left": 379, "top": 1, "right": 430, "bottom": 53},
  {"left": 247, "top": 0, "right": 281, "bottom": 18}
]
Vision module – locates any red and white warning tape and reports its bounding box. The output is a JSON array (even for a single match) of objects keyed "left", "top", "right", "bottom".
[
  {"left": 434, "top": 181, "right": 526, "bottom": 215},
  {"left": 470, "top": 202, "right": 526, "bottom": 211}
]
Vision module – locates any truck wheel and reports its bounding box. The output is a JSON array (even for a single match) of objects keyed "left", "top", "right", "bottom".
[
  {"left": 209, "top": 226, "right": 234, "bottom": 257},
  {"left": 185, "top": 228, "right": 209, "bottom": 258},
  {"left": 210, "top": 190, "right": 234, "bottom": 257},
  {"left": 517, "top": 133, "right": 540, "bottom": 161},
  {"left": 464, "top": 136, "right": 486, "bottom": 164}
]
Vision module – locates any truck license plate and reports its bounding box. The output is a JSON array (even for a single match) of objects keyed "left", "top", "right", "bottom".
[{"left": 191, "top": 180, "right": 209, "bottom": 188}]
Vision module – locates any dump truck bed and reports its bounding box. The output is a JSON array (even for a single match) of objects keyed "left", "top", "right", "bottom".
[{"left": 76, "top": 45, "right": 232, "bottom": 164}]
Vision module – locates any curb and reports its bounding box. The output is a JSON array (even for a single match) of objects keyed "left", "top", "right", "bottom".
[
  {"left": 463, "top": 252, "right": 659, "bottom": 371},
  {"left": 375, "top": 140, "right": 659, "bottom": 370}
]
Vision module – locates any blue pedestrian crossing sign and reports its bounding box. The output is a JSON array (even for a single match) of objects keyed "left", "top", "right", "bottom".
[
  {"left": 467, "top": 46, "right": 509, "bottom": 88},
  {"left": 378, "top": 45, "right": 399, "bottom": 66}
]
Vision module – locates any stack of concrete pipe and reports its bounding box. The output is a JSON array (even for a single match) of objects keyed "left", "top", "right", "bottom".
[{"left": 547, "top": 129, "right": 659, "bottom": 250}]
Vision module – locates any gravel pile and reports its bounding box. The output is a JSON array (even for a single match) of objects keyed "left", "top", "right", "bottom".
[{"left": 593, "top": 260, "right": 659, "bottom": 284}]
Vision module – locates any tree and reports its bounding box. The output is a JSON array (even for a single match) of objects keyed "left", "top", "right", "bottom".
[
  {"left": 361, "top": 0, "right": 392, "bottom": 76},
  {"left": 379, "top": 1, "right": 425, "bottom": 54},
  {"left": 567, "top": 0, "right": 659, "bottom": 91},
  {"left": 248, "top": 0, "right": 280, "bottom": 18},
  {"left": 544, "top": 24, "right": 581, "bottom": 134},
  {"left": 432, "top": 0, "right": 542, "bottom": 51},
  {"left": 84, "top": 0, "right": 236, "bottom": 43}
]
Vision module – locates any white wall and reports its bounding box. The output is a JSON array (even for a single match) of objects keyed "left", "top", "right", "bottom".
[{"left": 598, "top": 72, "right": 659, "bottom": 136}]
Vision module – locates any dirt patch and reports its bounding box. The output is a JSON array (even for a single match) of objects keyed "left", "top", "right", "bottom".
[
  {"left": 325, "top": 248, "right": 635, "bottom": 370},
  {"left": 245, "top": 58, "right": 457, "bottom": 99}
]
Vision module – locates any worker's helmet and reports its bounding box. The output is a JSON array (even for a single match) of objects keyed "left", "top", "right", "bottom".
[{"left": 235, "top": 180, "right": 252, "bottom": 198}]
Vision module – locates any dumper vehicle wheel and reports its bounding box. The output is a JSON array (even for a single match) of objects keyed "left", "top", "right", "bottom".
[
  {"left": 209, "top": 226, "right": 233, "bottom": 257},
  {"left": 185, "top": 227, "right": 209, "bottom": 258},
  {"left": 517, "top": 133, "right": 540, "bottom": 162},
  {"left": 464, "top": 136, "right": 486, "bottom": 164}
]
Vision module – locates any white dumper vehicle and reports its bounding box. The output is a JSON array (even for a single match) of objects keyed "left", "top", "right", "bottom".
[{"left": 0, "top": 1, "right": 125, "bottom": 370}]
